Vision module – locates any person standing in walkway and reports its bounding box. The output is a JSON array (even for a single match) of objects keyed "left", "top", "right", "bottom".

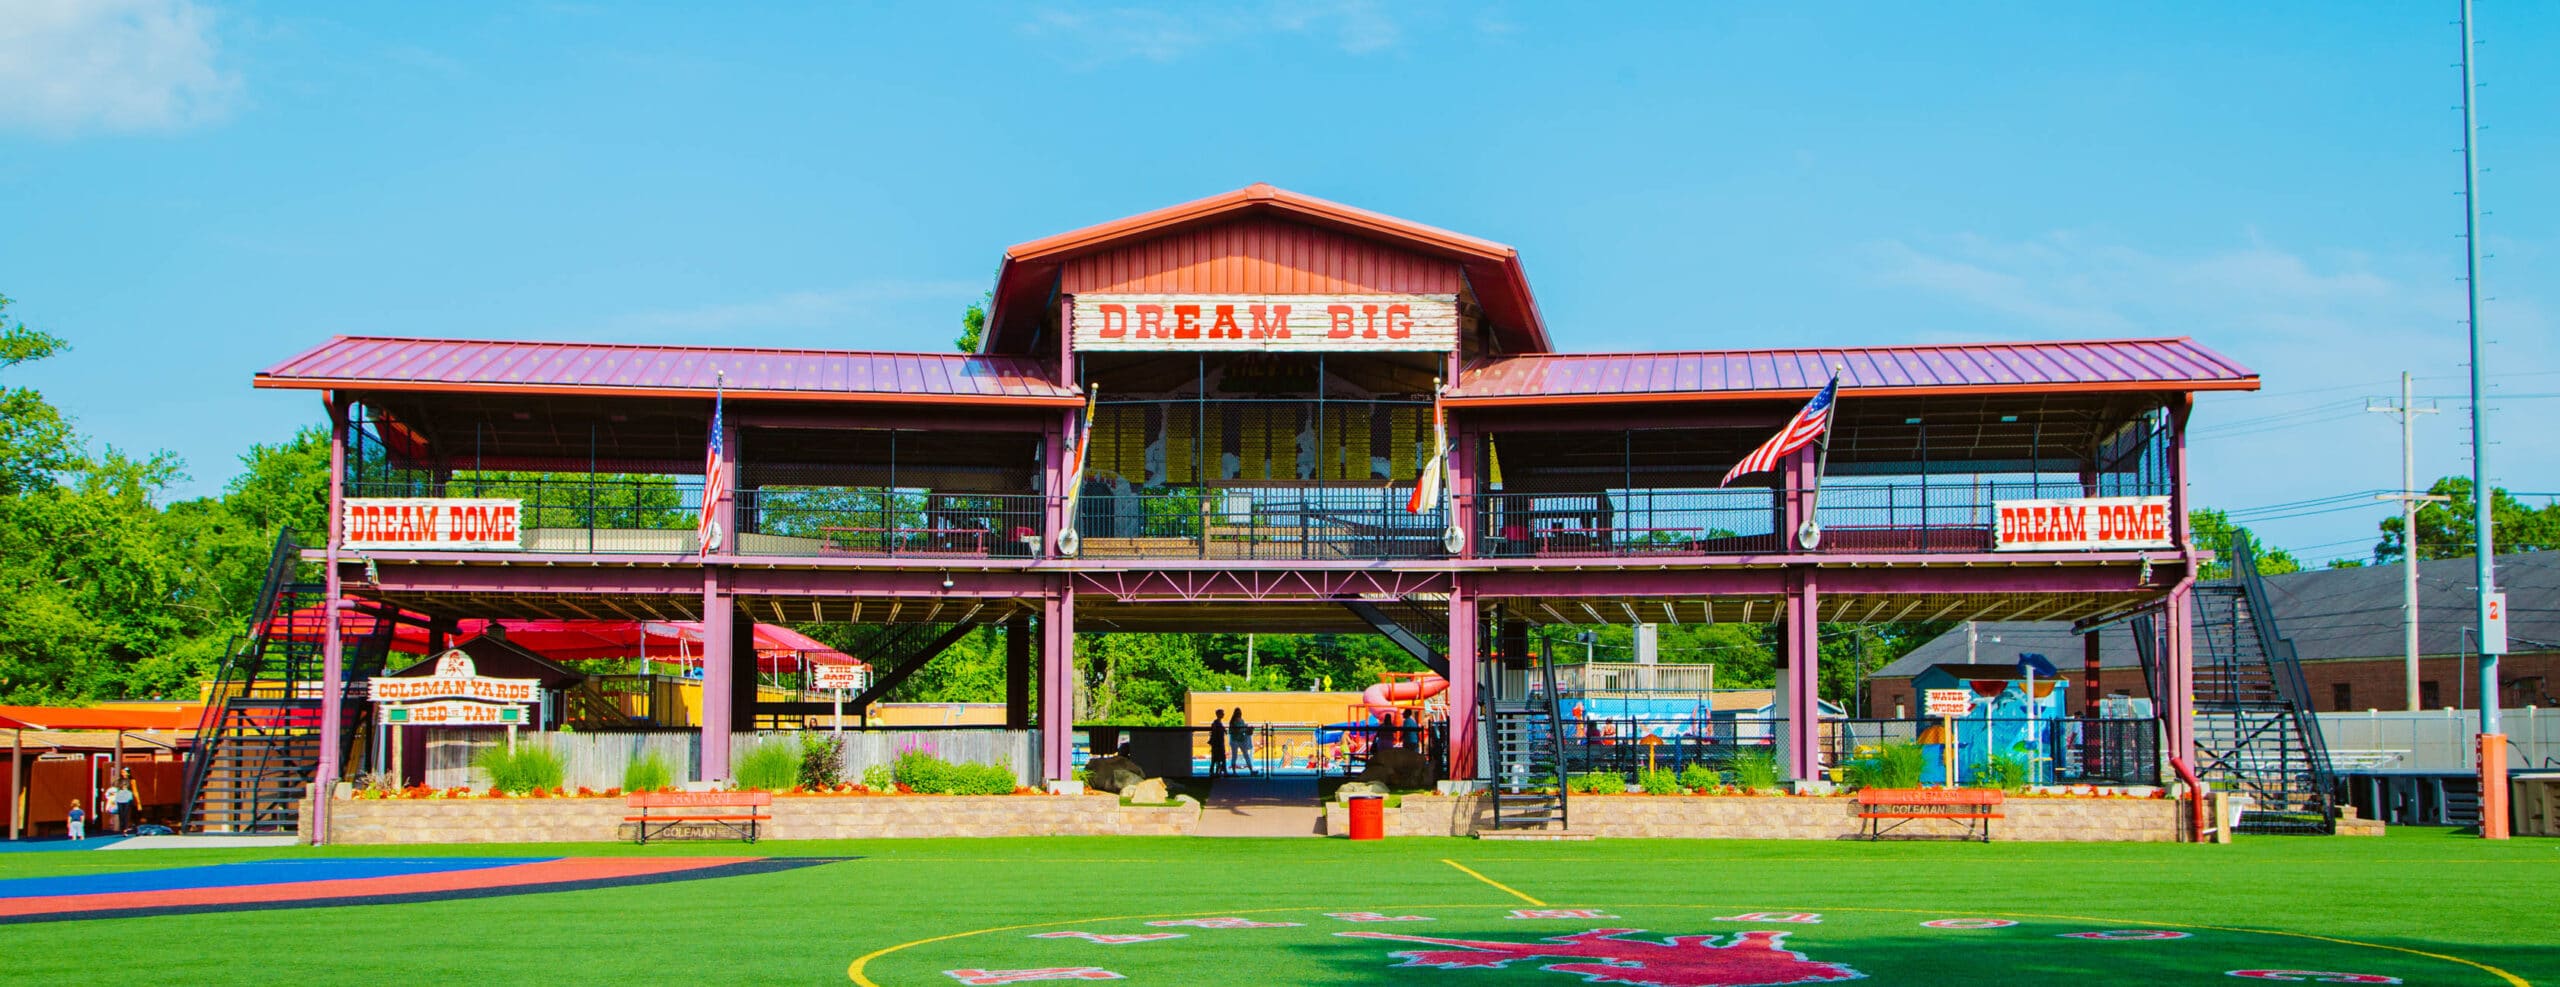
[
  {"left": 1228, "top": 709, "right": 1254, "bottom": 775},
  {"left": 114, "top": 773, "right": 139, "bottom": 831},
  {"left": 67, "top": 799, "right": 85, "bottom": 840},
  {"left": 1207, "top": 709, "right": 1228, "bottom": 778}
]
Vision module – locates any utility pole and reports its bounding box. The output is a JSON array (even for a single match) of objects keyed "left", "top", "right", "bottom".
[
  {"left": 2369, "top": 371, "right": 2445, "bottom": 710},
  {"left": 2456, "top": 0, "right": 2509, "bottom": 839}
]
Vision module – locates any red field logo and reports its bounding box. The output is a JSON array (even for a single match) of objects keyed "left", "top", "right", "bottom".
[
  {"left": 2227, "top": 973, "right": 2400, "bottom": 984},
  {"left": 1339, "top": 928, "right": 1865, "bottom": 987},
  {"left": 942, "top": 969, "right": 1123, "bottom": 984}
]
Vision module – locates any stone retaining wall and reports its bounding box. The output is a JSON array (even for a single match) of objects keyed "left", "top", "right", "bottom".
[
  {"left": 1326, "top": 794, "right": 2179, "bottom": 841},
  {"left": 315, "top": 794, "right": 1199, "bottom": 844}
]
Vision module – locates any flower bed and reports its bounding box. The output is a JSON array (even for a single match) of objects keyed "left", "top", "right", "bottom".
[{"left": 312, "top": 788, "right": 1199, "bottom": 844}]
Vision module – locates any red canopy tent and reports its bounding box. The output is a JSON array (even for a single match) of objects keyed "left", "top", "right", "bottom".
[{"left": 259, "top": 607, "right": 863, "bottom": 674}]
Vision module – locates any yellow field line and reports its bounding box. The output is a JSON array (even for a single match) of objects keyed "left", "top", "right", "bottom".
[{"left": 1440, "top": 858, "right": 1544, "bottom": 906}]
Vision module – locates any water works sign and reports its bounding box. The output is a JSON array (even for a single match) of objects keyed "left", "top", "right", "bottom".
[
  {"left": 1992, "top": 496, "right": 2174, "bottom": 551},
  {"left": 343, "top": 497, "right": 523, "bottom": 551},
  {"left": 370, "top": 651, "right": 538, "bottom": 727},
  {"left": 1071, "top": 294, "right": 1460, "bottom": 352}
]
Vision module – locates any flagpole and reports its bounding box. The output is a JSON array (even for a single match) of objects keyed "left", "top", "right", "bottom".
[{"left": 1797, "top": 365, "right": 1845, "bottom": 550}]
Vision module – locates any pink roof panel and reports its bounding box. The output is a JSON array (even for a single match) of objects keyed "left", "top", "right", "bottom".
[
  {"left": 257, "top": 337, "right": 1079, "bottom": 404},
  {"left": 1450, "top": 337, "right": 2255, "bottom": 403}
]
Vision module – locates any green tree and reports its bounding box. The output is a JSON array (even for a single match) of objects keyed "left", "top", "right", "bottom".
[
  {"left": 2189, "top": 507, "right": 2300, "bottom": 579},
  {"left": 954, "top": 291, "right": 991, "bottom": 352},
  {"left": 0, "top": 296, "right": 78, "bottom": 495},
  {"left": 2375, "top": 475, "right": 2560, "bottom": 563}
]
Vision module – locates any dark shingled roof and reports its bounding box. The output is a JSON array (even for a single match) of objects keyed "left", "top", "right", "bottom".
[{"left": 1874, "top": 551, "right": 2560, "bottom": 679}]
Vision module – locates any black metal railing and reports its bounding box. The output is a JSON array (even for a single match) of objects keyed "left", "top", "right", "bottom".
[
  {"left": 1476, "top": 488, "right": 1778, "bottom": 558},
  {"left": 1072, "top": 487, "right": 1448, "bottom": 560},
  {"left": 1528, "top": 715, "right": 2160, "bottom": 787},
  {"left": 745, "top": 488, "right": 1044, "bottom": 559},
  {"left": 1475, "top": 480, "right": 2175, "bottom": 559}
]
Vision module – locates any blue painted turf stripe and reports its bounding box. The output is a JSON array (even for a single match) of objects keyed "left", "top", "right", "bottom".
[{"left": 0, "top": 857, "right": 557, "bottom": 899}]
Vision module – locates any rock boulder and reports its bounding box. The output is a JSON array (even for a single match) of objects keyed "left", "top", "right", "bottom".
[
  {"left": 1123, "top": 777, "right": 1169, "bottom": 804},
  {"left": 1083, "top": 755, "right": 1146, "bottom": 794},
  {"left": 1355, "top": 748, "right": 1435, "bottom": 791}
]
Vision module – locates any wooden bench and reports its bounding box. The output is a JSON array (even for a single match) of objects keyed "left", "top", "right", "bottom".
[
  {"left": 1855, "top": 788, "right": 2004, "bottom": 842},
  {"left": 625, "top": 790, "right": 772, "bottom": 845}
]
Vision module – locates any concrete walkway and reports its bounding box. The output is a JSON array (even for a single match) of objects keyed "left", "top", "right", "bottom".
[{"left": 1193, "top": 777, "right": 1324, "bottom": 837}]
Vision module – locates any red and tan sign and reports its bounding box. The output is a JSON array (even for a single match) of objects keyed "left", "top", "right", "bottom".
[
  {"left": 1924, "top": 689, "right": 1974, "bottom": 719},
  {"left": 1992, "top": 496, "right": 2173, "bottom": 552},
  {"left": 811, "top": 662, "right": 868, "bottom": 692},
  {"left": 1071, "top": 294, "right": 1459, "bottom": 352},
  {"left": 344, "top": 497, "right": 523, "bottom": 551},
  {"left": 382, "top": 700, "right": 525, "bottom": 726}
]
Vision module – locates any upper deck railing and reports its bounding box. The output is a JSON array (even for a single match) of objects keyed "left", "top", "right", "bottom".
[
  {"left": 1071, "top": 487, "right": 1446, "bottom": 561},
  {"left": 1477, "top": 480, "right": 2174, "bottom": 559}
]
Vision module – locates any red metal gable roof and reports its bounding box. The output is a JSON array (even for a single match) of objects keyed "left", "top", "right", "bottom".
[
  {"left": 255, "top": 336, "right": 1081, "bottom": 406},
  {"left": 984, "top": 183, "right": 1549, "bottom": 356},
  {"left": 1448, "top": 337, "right": 2257, "bottom": 405}
]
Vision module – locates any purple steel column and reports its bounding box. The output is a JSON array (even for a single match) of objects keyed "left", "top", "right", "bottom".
[
  {"left": 699, "top": 569, "right": 733, "bottom": 782},
  {"left": 1785, "top": 569, "right": 1823, "bottom": 781},
  {"left": 1005, "top": 614, "right": 1032, "bottom": 730},
  {"left": 1045, "top": 411, "right": 1069, "bottom": 556},
  {"left": 312, "top": 398, "right": 348, "bottom": 844},
  {"left": 2162, "top": 584, "right": 2195, "bottom": 765},
  {"left": 1041, "top": 584, "right": 1077, "bottom": 783},
  {"left": 1445, "top": 580, "right": 1479, "bottom": 781}
]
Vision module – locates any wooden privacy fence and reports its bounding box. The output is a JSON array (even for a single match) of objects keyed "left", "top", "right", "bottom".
[{"left": 423, "top": 728, "right": 1038, "bottom": 790}]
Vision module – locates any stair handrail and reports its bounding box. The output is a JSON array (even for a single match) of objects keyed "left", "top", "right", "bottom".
[
  {"left": 1538, "top": 631, "right": 1569, "bottom": 832},
  {"left": 182, "top": 527, "right": 304, "bottom": 831},
  {"left": 2229, "top": 539, "right": 2338, "bottom": 822}
]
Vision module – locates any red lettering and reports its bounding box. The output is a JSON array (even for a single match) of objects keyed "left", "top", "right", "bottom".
[
  {"left": 1095, "top": 303, "right": 1127, "bottom": 339},
  {"left": 1385, "top": 303, "right": 1412, "bottom": 338},
  {"left": 1250, "top": 304, "right": 1292, "bottom": 339},
  {"left": 1209, "top": 304, "right": 1240, "bottom": 339},
  {"left": 1361, "top": 303, "right": 1381, "bottom": 338},
  {"left": 1326, "top": 305, "right": 1356, "bottom": 339},
  {"left": 1135, "top": 305, "right": 1164, "bottom": 339},
  {"left": 1172, "top": 304, "right": 1201, "bottom": 339}
]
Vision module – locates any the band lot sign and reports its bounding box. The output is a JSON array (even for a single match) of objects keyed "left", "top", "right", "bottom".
[
  {"left": 1072, "top": 294, "right": 1460, "bottom": 352},
  {"left": 344, "top": 497, "right": 524, "bottom": 551},
  {"left": 370, "top": 651, "right": 538, "bottom": 728},
  {"left": 1993, "top": 496, "right": 2174, "bottom": 551}
]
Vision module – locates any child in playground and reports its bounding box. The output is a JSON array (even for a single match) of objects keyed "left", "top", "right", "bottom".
[{"left": 67, "top": 799, "right": 85, "bottom": 840}]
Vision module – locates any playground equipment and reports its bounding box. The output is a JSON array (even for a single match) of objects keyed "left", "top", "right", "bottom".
[{"left": 1912, "top": 662, "right": 2070, "bottom": 786}]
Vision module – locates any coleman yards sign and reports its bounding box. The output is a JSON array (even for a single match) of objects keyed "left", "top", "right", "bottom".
[
  {"left": 1072, "top": 293, "right": 1460, "bottom": 351},
  {"left": 1994, "top": 495, "right": 2174, "bottom": 551},
  {"left": 370, "top": 651, "right": 539, "bottom": 709},
  {"left": 344, "top": 497, "right": 523, "bottom": 550}
]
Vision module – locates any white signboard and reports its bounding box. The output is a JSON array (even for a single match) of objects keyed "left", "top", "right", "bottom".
[
  {"left": 812, "top": 663, "right": 868, "bottom": 692},
  {"left": 1924, "top": 689, "right": 1975, "bottom": 719},
  {"left": 345, "top": 497, "right": 524, "bottom": 551},
  {"left": 369, "top": 651, "right": 541, "bottom": 706},
  {"left": 1071, "top": 293, "right": 1460, "bottom": 352},
  {"left": 1992, "top": 496, "right": 2174, "bottom": 551},
  {"left": 384, "top": 701, "right": 525, "bottom": 726},
  {"left": 2484, "top": 591, "right": 2509, "bottom": 656}
]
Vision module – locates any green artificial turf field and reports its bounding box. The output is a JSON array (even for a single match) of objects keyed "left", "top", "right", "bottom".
[{"left": 1, "top": 828, "right": 2551, "bottom": 986}]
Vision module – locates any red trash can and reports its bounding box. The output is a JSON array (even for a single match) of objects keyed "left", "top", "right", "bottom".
[{"left": 1347, "top": 795, "right": 1385, "bottom": 840}]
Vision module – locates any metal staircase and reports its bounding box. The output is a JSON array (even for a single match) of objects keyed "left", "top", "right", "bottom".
[
  {"left": 1482, "top": 633, "right": 1570, "bottom": 833},
  {"left": 181, "top": 531, "right": 393, "bottom": 834},
  {"left": 2136, "top": 540, "right": 2336, "bottom": 834}
]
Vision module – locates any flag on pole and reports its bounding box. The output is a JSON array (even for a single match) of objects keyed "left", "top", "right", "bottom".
[
  {"left": 1720, "top": 373, "right": 1840, "bottom": 486},
  {"left": 1060, "top": 389, "right": 1099, "bottom": 520},
  {"left": 1407, "top": 385, "right": 1448, "bottom": 514},
  {"left": 697, "top": 375, "right": 726, "bottom": 554}
]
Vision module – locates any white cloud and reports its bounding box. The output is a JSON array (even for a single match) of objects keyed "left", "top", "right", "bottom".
[
  {"left": 0, "top": 0, "right": 239, "bottom": 136},
  {"left": 1024, "top": 1, "right": 1406, "bottom": 64}
]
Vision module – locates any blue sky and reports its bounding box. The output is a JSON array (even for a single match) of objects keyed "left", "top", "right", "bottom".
[{"left": 3, "top": 1, "right": 2554, "bottom": 565}]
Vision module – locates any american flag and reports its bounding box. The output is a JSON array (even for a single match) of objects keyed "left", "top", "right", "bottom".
[
  {"left": 697, "top": 377, "right": 725, "bottom": 554},
  {"left": 1060, "top": 390, "right": 1098, "bottom": 519},
  {"left": 1720, "top": 373, "right": 1840, "bottom": 486},
  {"left": 1407, "top": 387, "right": 1447, "bottom": 514}
]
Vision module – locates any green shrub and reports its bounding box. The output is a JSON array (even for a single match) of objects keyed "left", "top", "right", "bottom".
[
  {"left": 799, "top": 734, "right": 847, "bottom": 789},
  {"left": 622, "top": 751, "right": 674, "bottom": 793},
  {"left": 472, "top": 743, "right": 566, "bottom": 794},
  {"left": 1878, "top": 742, "right": 1928, "bottom": 789},
  {"left": 892, "top": 750, "right": 1018, "bottom": 795},
  {"left": 1975, "top": 754, "right": 2030, "bottom": 792},
  {"left": 1677, "top": 762, "right": 1718, "bottom": 792},
  {"left": 1637, "top": 767, "right": 1683, "bottom": 795},
  {"left": 859, "top": 762, "right": 894, "bottom": 791},
  {"left": 1729, "top": 751, "right": 1781, "bottom": 791},
  {"left": 735, "top": 740, "right": 801, "bottom": 791},
  {"left": 1569, "top": 772, "right": 1626, "bottom": 795}
]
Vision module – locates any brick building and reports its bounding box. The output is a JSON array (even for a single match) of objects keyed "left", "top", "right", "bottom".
[{"left": 1867, "top": 551, "right": 2560, "bottom": 717}]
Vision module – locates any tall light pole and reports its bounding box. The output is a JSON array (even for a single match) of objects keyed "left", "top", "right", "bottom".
[
  {"left": 2369, "top": 371, "right": 2443, "bottom": 710},
  {"left": 2456, "top": 0, "right": 2508, "bottom": 839}
]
